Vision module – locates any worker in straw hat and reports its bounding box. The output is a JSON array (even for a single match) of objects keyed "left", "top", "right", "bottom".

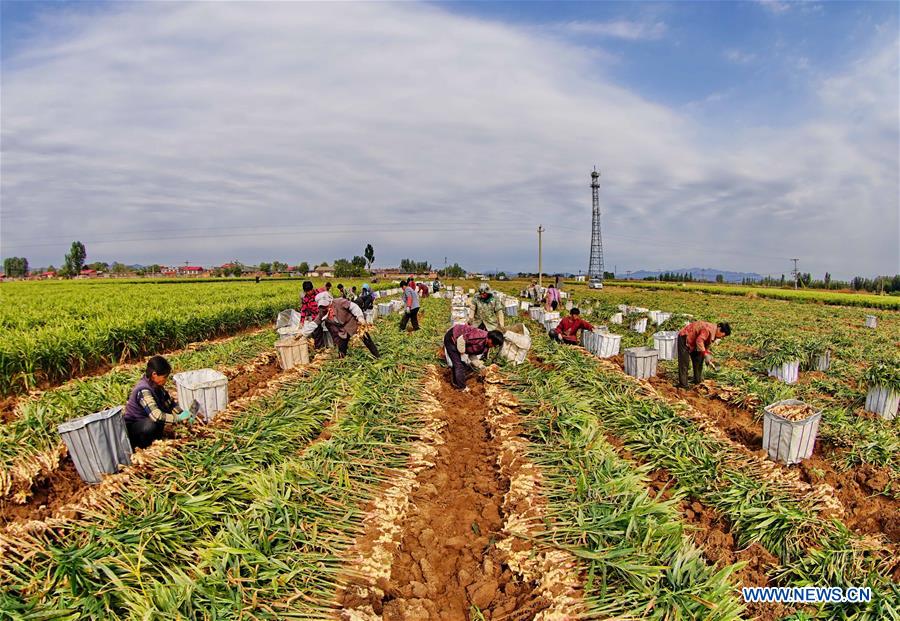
[
  {"left": 314, "top": 291, "right": 379, "bottom": 358},
  {"left": 470, "top": 283, "right": 505, "bottom": 332}
]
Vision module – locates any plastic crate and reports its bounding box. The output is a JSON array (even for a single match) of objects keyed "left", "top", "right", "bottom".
[
  {"left": 173, "top": 369, "right": 228, "bottom": 422},
  {"left": 275, "top": 337, "right": 309, "bottom": 370},
  {"left": 624, "top": 346, "right": 658, "bottom": 379},
  {"left": 58, "top": 406, "right": 132, "bottom": 484},
  {"left": 762, "top": 400, "right": 821, "bottom": 465}
]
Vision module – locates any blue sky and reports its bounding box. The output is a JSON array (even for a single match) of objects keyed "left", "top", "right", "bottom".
[{"left": 1, "top": 1, "right": 897, "bottom": 278}]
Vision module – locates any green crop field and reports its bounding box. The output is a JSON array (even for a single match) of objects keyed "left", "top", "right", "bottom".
[{"left": 1, "top": 280, "right": 897, "bottom": 620}]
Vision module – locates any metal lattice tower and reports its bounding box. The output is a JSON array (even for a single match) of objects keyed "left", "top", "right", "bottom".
[{"left": 588, "top": 168, "right": 605, "bottom": 279}]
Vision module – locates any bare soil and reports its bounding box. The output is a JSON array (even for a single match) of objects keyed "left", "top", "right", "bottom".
[{"left": 342, "top": 372, "right": 548, "bottom": 620}]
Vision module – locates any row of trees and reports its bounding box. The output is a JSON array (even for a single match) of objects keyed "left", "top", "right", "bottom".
[{"left": 745, "top": 273, "right": 900, "bottom": 294}]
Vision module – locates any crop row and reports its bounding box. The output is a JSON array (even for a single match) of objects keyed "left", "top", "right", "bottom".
[
  {"left": 508, "top": 331, "right": 898, "bottom": 619},
  {"left": 0, "top": 279, "right": 396, "bottom": 394},
  {"left": 0, "top": 297, "right": 444, "bottom": 617}
]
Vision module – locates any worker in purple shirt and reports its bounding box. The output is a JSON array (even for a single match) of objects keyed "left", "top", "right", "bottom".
[
  {"left": 124, "top": 356, "right": 195, "bottom": 449},
  {"left": 443, "top": 324, "right": 504, "bottom": 390}
]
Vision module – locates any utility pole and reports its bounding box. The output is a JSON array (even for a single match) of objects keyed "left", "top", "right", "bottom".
[
  {"left": 791, "top": 258, "right": 799, "bottom": 289},
  {"left": 537, "top": 225, "right": 545, "bottom": 288}
]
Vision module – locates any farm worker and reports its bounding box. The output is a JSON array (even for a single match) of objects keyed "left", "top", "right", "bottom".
[
  {"left": 356, "top": 283, "right": 375, "bottom": 312},
  {"left": 677, "top": 321, "right": 732, "bottom": 389},
  {"left": 399, "top": 278, "right": 421, "bottom": 332},
  {"left": 432, "top": 278, "right": 442, "bottom": 293},
  {"left": 416, "top": 281, "right": 430, "bottom": 298},
  {"left": 124, "top": 356, "right": 194, "bottom": 449},
  {"left": 550, "top": 308, "right": 593, "bottom": 345},
  {"left": 470, "top": 283, "right": 505, "bottom": 332},
  {"left": 337, "top": 283, "right": 347, "bottom": 298},
  {"left": 351, "top": 285, "right": 358, "bottom": 300},
  {"left": 443, "top": 324, "right": 505, "bottom": 390},
  {"left": 299, "top": 281, "right": 321, "bottom": 322},
  {"left": 545, "top": 284, "right": 560, "bottom": 311},
  {"left": 314, "top": 291, "right": 379, "bottom": 358}
]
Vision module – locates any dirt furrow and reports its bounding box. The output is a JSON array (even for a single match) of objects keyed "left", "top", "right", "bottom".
[
  {"left": 339, "top": 368, "right": 552, "bottom": 620},
  {"left": 482, "top": 371, "right": 585, "bottom": 620}
]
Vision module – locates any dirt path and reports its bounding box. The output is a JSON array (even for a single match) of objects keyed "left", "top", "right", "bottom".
[{"left": 339, "top": 369, "right": 553, "bottom": 620}]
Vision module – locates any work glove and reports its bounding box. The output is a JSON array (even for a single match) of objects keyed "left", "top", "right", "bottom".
[
  {"left": 469, "top": 357, "right": 485, "bottom": 371},
  {"left": 176, "top": 409, "right": 192, "bottom": 421},
  {"left": 704, "top": 354, "right": 717, "bottom": 371},
  {"left": 404, "top": 308, "right": 410, "bottom": 316}
]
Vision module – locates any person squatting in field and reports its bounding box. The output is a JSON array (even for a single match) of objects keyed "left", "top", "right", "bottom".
[
  {"left": 314, "top": 291, "right": 379, "bottom": 358},
  {"left": 470, "top": 282, "right": 505, "bottom": 332},
  {"left": 677, "top": 320, "right": 731, "bottom": 388},
  {"left": 550, "top": 307, "right": 593, "bottom": 345},
  {"left": 399, "top": 278, "right": 421, "bottom": 332},
  {"left": 124, "top": 356, "right": 195, "bottom": 449},
  {"left": 443, "top": 324, "right": 505, "bottom": 390}
]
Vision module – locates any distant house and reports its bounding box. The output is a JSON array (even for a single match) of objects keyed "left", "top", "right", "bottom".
[
  {"left": 78, "top": 269, "right": 99, "bottom": 278},
  {"left": 161, "top": 268, "right": 179, "bottom": 277},
  {"left": 310, "top": 264, "right": 334, "bottom": 278},
  {"left": 179, "top": 265, "right": 206, "bottom": 276},
  {"left": 575, "top": 275, "right": 586, "bottom": 282}
]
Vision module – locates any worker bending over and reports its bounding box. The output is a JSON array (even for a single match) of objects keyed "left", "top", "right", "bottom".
[
  {"left": 124, "top": 356, "right": 195, "bottom": 449},
  {"left": 677, "top": 320, "right": 731, "bottom": 389},
  {"left": 315, "top": 291, "right": 379, "bottom": 358},
  {"left": 550, "top": 308, "right": 593, "bottom": 345},
  {"left": 470, "top": 283, "right": 505, "bottom": 332},
  {"left": 443, "top": 324, "right": 504, "bottom": 390},
  {"left": 355, "top": 283, "right": 375, "bottom": 312}
]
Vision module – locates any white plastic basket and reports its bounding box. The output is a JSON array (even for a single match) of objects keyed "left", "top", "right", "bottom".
[
  {"left": 275, "top": 337, "right": 309, "bottom": 370},
  {"left": 865, "top": 385, "right": 898, "bottom": 420},
  {"left": 624, "top": 346, "right": 658, "bottom": 379},
  {"left": 610, "top": 312, "right": 623, "bottom": 325},
  {"left": 652, "top": 331, "right": 678, "bottom": 361},
  {"left": 762, "top": 399, "right": 822, "bottom": 465},
  {"left": 768, "top": 360, "right": 800, "bottom": 385},
  {"left": 865, "top": 315, "right": 877, "bottom": 329},
  {"left": 630, "top": 317, "right": 648, "bottom": 333},
  {"left": 58, "top": 406, "right": 132, "bottom": 484},
  {"left": 595, "top": 333, "right": 622, "bottom": 358},
  {"left": 173, "top": 369, "right": 228, "bottom": 422}
]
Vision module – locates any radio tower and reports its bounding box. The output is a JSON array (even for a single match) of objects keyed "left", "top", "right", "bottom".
[{"left": 588, "top": 167, "right": 605, "bottom": 280}]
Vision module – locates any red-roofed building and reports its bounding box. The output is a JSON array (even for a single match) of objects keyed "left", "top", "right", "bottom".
[
  {"left": 78, "top": 269, "right": 98, "bottom": 278},
  {"left": 179, "top": 265, "right": 206, "bottom": 276}
]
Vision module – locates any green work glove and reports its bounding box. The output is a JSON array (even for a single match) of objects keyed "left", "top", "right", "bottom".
[{"left": 176, "top": 409, "right": 192, "bottom": 421}]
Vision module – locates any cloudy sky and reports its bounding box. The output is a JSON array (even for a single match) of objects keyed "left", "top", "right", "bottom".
[{"left": 1, "top": 0, "right": 897, "bottom": 278}]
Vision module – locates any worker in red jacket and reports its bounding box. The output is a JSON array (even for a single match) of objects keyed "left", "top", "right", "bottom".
[
  {"left": 443, "top": 324, "right": 505, "bottom": 390},
  {"left": 550, "top": 308, "right": 594, "bottom": 345},
  {"left": 677, "top": 320, "right": 731, "bottom": 388}
]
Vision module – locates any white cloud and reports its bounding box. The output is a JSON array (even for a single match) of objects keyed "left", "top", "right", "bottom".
[
  {"left": 556, "top": 19, "right": 667, "bottom": 41},
  {"left": 0, "top": 3, "right": 897, "bottom": 278},
  {"left": 724, "top": 49, "right": 757, "bottom": 64}
]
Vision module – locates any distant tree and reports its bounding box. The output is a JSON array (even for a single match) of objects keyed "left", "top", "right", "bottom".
[
  {"left": 439, "top": 263, "right": 466, "bottom": 278},
  {"left": 63, "top": 241, "right": 87, "bottom": 277},
  {"left": 3, "top": 257, "right": 29, "bottom": 278},
  {"left": 715, "top": 274, "right": 724, "bottom": 283},
  {"left": 824, "top": 272, "right": 831, "bottom": 287},
  {"left": 111, "top": 262, "right": 129, "bottom": 275},
  {"left": 364, "top": 244, "right": 375, "bottom": 270},
  {"left": 86, "top": 261, "right": 109, "bottom": 272},
  {"left": 271, "top": 261, "right": 289, "bottom": 273},
  {"left": 603, "top": 271, "right": 615, "bottom": 280},
  {"left": 333, "top": 258, "right": 367, "bottom": 278},
  {"left": 351, "top": 255, "right": 367, "bottom": 269},
  {"left": 296, "top": 261, "right": 310, "bottom": 275},
  {"left": 400, "top": 258, "right": 431, "bottom": 273},
  {"left": 258, "top": 262, "right": 272, "bottom": 275}
]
